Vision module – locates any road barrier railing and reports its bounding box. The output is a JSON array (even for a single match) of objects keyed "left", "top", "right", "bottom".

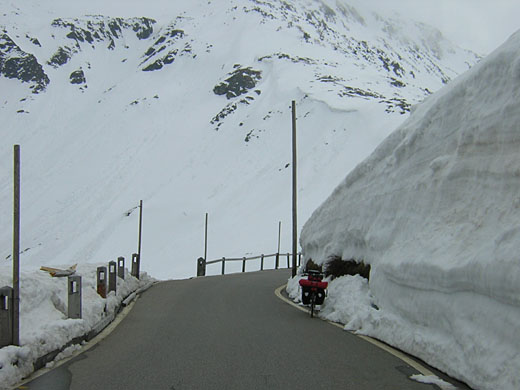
[{"left": 197, "top": 252, "right": 302, "bottom": 277}]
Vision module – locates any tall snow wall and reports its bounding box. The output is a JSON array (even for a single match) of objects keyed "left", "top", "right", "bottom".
[{"left": 300, "top": 31, "right": 520, "bottom": 390}]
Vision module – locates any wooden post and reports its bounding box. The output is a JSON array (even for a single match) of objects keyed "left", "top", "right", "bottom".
[
  {"left": 0, "top": 286, "right": 14, "bottom": 347},
  {"left": 117, "top": 257, "right": 125, "bottom": 279},
  {"left": 97, "top": 267, "right": 107, "bottom": 298},
  {"left": 260, "top": 254, "right": 264, "bottom": 271},
  {"left": 12, "top": 145, "right": 20, "bottom": 346},
  {"left": 108, "top": 261, "right": 117, "bottom": 294},
  {"left": 277, "top": 221, "right": 281, "bottom": 270},
  {"left": 137, "top": 200, "right": 143, "bottom": 263},
  {"left": 204, "top": 213, "right": 208, "bottom": 263},
  {"left": 67, "top": 275, "right": 82, "bottom": 319},
  {"left": 221, "top": 257, "right": 226, "bottom": 275},
  {"left": 291, "top": 101, "right": 298, "bottom": 277},
  {"left": 131, "top": 253, "right": 140, "bottom": 279},
  {"left": 197, "top": 257, "right": 206, "bottom": 277},
  {"left": 242, "top": 257, "right": 246, "bottom": 273}
]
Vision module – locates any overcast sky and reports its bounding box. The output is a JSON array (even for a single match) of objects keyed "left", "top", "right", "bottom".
[
  {"left": 12, "top": 0, "right": 520, "bottom": 55},
  {"left": 363, "top": 0, "right": 520, "bottom": 54}
]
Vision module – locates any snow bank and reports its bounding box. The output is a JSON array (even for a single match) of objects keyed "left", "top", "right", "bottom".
[
  {"left": 410, "top": 374, "right": 457, "bottom": 390},
  {"left": 0, "top": 263, "right": 155, "bottom": 389},
  {"left": 300, "top": 30, "right": 520, "bottom": 390}
]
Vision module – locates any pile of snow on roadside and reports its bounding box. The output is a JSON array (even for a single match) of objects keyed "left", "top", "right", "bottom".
[
  {"left": 0, "top": 263, "right": 155, "bottom": 389},
  {"left": 299, "top": 30, "right": 520, "bottom": 390}
]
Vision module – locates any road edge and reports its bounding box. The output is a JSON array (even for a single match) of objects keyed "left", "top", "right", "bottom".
[
  {"left": 12, "top": 282, "right": 155, "bottom": 390},
  {"left": 274, "top": 284, "right": 435, "bottom": 377}
]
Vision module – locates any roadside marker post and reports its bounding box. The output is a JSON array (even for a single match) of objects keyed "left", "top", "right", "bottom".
[
  {"left": 197, "top": 257, "right": 206, "bottom": 277},
  {"left": 67, "top": 276, "right": 82, "bottom": 319},
  {"left": 117, "top": 257, "right": 125, "bottom": 279},
  {"left": 108, "top": 261, "right": 117, "bottom": 294},
  {"left": 131, "top": 253, "right": 140, "bottom": 279},
  {"left": 0, "top": 286, "right": 14, "bottom": 347},
  {"left": 97, "top": 267, "right": 107, "bottom": 298}
]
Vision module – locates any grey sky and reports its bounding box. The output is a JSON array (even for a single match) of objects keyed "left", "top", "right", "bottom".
[
  {"left": 25, "top": 0, "right": 520, "bottom": 55},
  {"left": 362, "top": 0, "right": 520, "bottom": 54}
]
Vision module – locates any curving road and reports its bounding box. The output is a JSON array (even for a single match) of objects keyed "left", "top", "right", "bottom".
[{"left": 20, "top": 269, "right": 462, "bottom": 389}]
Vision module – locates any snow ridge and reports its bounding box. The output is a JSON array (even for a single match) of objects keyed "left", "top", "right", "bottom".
[{"left": 301, "top": 30, "right": 520, "bottom": 390}]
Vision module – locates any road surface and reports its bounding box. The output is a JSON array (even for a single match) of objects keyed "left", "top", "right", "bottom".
[{"left": 21, "top": 269, "right": 462, "bottom": 389}]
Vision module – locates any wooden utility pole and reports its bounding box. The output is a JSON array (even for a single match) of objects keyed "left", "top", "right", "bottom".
[
  {"left": 138, "top": 200, "right": 143, "bottom": 261},
  {"left": 204, "top": 213, "right": 208, "bottom": 261},
  {"left": 277, "top": 221, "right": 281, "bottom": 255},
  {"left": 291, "top": 101, "right": 298, "bottom": 277},
  {"left": 13, "top": 145, "right": 20, "bottom": 346}
]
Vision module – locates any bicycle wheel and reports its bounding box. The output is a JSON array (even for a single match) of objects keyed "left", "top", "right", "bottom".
[{"left": 310, "top": 293, "right": 316, "bottom": 318}]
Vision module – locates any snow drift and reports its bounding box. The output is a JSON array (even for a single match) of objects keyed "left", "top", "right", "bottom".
[
  {"left": 300, "top": 30, "right": 520, "bottom": 390},
  {"left": 0, "top": 0, "right": 477, "bottom": 280},
  {"left": 0, "top": 264, "right": 155, "bottom": 389}
]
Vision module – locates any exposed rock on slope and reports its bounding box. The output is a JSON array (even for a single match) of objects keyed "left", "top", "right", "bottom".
[{"left": 0, "top": 30, "right": 49, "bottom": 92}]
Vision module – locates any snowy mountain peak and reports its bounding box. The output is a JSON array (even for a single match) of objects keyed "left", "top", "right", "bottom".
[{"left": 1, "top": 0, "right": 478, "bottom": 280}]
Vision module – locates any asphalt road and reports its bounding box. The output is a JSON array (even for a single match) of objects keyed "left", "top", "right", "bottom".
[{"left": 22, "top": 269, "right": 452, "bottom": 389}]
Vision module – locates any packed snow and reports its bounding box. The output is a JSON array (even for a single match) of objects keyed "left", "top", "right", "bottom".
[
  {"left": 0, "top": 263, "right": 154, "bottom": 389},
  {"left": 410, "top": 374, "right": 457, "bottom": 390},
  {"left": 0, "top": 0, "right": 477, "bottom": 280},
  {"left": 1, "top": 0, "right": 507, "bottom": 389},
  {"left": 298, "top": 30, "right": 520, "bottom": 390}
]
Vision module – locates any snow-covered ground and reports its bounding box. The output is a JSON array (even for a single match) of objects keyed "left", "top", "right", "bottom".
[
  {"left": 0, "top": 0, "right": 477, "bottom": 280},
  {"left": 2, "top": 1, "right": 514, "bottom": 389},
  {"left": 297, "top": 30, "right": 520, "bottom": 390},
  {"left": 0, "top": 264, "right": 154, "bottom": 389}
]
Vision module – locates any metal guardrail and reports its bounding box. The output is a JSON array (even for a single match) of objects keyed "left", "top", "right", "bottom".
[{"left": 197, "top": 252, "right": 302, "bottom": 276}]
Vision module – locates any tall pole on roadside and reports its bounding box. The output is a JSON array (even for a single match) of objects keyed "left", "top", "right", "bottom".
[
  {"left": 291, "top": 101, "right": 298, "bottom": 277},
  {"left": 204, "top": 212, "right": 208, "bottom": 262},
  {"left": 277, "top": 221, "right": 281, "bottom": 255},
  {"left": 138, "top": 200, "right": 143, "bottom": 261},
  {"left": 13, "top": 145, "right": 20, "bottom": 346}
]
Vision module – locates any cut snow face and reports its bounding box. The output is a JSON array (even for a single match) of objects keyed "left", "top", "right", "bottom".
[
  {"left": 300, "top": 30, "right": 520, "bottom": 390},
  {"left": 0, "top": 0, "right": 478, "bottom": 281}
]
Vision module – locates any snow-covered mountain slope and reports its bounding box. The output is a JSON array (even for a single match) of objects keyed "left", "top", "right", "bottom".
[
  {"left": 300, "top": 30, "right": 520, "bottom": 390},
  {"left": 0, "top": 0, "right": 478, "bottom": 279}
]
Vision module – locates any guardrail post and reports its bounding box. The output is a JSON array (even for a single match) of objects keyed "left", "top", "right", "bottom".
[
  {"left": 260, "top": 254, "right": 264, "bottom": 271},
  {"left": 242, "top": 257, "right": 246, "bottom": 273},
  {"left": 0, "top": 286, "right": 13, "bottom": 347},
  {"left": 117, "top": 257, "right": 125, "bottom": 279},
  {"left": 108, "top": 261, "right": 117, "bottom": 294},
  {"left": 287, "top": 253, "right": 290, "bottom": 268},
  {"left": 197, "top": 257, "right": 206, "bottom": 277},
  {"left": 97, "top": 267, "right": 107, "bottom": 298},
  {"left": 131, "top": 253, "right": 140, "bottom": 279},
  {"left": 275, "top": 253, "right": 279, "bottom": 269},
  {"left": 68, "top": 276, "right": 82, "bottom": 319},
  {"left": 221, "top": 257, "right": 226, "bottom": 275}
]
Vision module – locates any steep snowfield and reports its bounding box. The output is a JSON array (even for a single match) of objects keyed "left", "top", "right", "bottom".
[
  {"left": 0, "top": 0, "right": 478, "bottom": 279},
  {"left": 300, "top": 31, "right": 520, "bottom": 389}
]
